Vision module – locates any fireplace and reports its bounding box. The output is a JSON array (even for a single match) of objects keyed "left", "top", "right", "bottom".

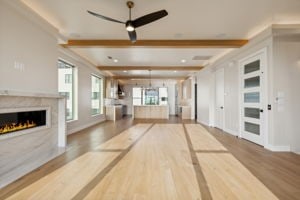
[{"left": 0, "top": 107, "right": 50, "bottom": 139}]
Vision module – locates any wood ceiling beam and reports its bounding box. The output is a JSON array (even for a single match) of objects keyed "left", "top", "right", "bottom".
[
  {"left": 112, "top": 76, "right": 186, "bottom": 80},
  {"left": 62, "top": 40, "right": 248, "bottom": 48},
  {"left": 97, "top": 66, "right": 204, "bottom": 71}
]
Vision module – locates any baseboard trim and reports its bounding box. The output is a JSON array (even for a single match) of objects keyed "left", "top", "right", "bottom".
[
  {"left": 223, "top": 128, "right": 238, "bottom": 136},
  {"left": 197, "top": 119, "right": 210, "bottom": 127},
  {"left": 67, "top": 118, "right": 106, "bottom": 135},
  {"left": 265, "top": 144, "right": 291, "bottom": 152}
]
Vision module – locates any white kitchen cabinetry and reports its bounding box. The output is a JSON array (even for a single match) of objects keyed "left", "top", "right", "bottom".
[{"left": 106, "top": 79, "right": 118, "bottom": 99}]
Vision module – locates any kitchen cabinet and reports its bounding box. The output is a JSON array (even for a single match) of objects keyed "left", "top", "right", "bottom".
[
  {"left": 179, "top": 106, "right": 191, "bottom": 119},
  {"left": 182, "top": 79, "right": 192, "bottom": 99},
  {"left": 106, "top": 105, "right": 123, "bottom": 121},
  {"left": 106, "top": 79, "right": 118, "bottom": 99},
  {"left": 133, "top": 105, "right": 169, "bottom": 119}
]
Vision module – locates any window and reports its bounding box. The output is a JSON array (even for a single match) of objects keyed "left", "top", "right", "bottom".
[
  {"left": 58, "top": 60, "right": 75, "bottom": 121},
  {"left": 65, "top": 74, "right": 72, "bottom": 84},
  {"left": 91, "top": 75, "right": 103, "bottom": 115},
  {"left": 133, "top": 87, "right": 168, "bottom": 106},
  {"left": 59, "top": 92, "right": 70, "bottom": 100},
  {"left": 132, "top": 87, "right": 142, "bottom": 105},
  {"left": 144, "top": 89, "right": 159, "bottom": 105}
]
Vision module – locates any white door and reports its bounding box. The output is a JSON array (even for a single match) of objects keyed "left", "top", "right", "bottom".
[
  {"left": 215, "top": 68, "right": 225, "bottom": 130},
  {"left": 239, "top": 49, "right": 266, "bottom": 145}
]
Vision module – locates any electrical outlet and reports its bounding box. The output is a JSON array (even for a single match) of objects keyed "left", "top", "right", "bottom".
[{"left": 14, "top": 61, "right": 25, "bottom": 71}]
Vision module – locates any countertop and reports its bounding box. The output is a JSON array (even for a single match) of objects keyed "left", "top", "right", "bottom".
[
  {"left": 133, "top": 105, "right": 169, "bottom": 107},
  {"left": 105, "top": 105, "right": 123, "bottom": 108}
]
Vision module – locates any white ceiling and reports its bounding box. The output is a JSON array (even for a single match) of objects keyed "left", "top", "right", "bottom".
[
  {"left": 110, "top": 70, "right": 194, "bottom": 79},
  {"left": 21, "top": 0, "right": 300, "bottom": 79},
  {"left": 71, "top": 48, "right": 226, "bottom": 66},
  {"left": 22, "top": 0, "right": 300, "bottom": 39}
]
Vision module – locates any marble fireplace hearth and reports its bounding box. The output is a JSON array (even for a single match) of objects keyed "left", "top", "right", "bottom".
[{"left": 0, "top": 90, "right": 66, "bottom": 188}]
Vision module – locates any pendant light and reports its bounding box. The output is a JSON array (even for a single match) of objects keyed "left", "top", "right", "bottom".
[{"left": 149, "top": 69, "right": 151, "bottom": 88}]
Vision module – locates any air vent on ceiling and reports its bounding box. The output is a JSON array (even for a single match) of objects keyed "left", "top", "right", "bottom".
[{"left": 192, "top": 55, "right": 212, "bottom": 60}]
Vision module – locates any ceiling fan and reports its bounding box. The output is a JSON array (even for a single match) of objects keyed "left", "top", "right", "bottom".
[{"left": 87, "top": 1, "right": 168, "bottom": 43}]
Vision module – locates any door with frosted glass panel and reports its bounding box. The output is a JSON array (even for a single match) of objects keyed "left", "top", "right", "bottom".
[{"left": 240, "top": 50, "right": 266, "bottom": 145}]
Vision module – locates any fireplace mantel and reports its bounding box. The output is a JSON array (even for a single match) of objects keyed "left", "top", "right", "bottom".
[
  {"left": 0, "top": 90, "right": 64, "bottom": 99},
  {"left": 0, "top": 90, "right": 66, "bottom": 188}
]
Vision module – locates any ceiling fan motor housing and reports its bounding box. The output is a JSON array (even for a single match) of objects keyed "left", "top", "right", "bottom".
[{"left": 127, "top": 1, "right": 134, "bottom": 8}]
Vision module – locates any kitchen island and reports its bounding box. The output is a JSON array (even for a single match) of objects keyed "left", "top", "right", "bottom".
[
  {"left": 133, "top": 105, "right": 169, "bottom": 119},
  {"left": 105, "top": 105, "right": 123, "bottom": 121}
]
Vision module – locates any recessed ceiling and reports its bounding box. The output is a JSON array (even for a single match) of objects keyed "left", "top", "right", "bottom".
[
  {"left": 71, "top": 48, "right": 226, "bottom": 66},
  {"left": 110, "top": 70, "right": 194, "bottom": 79},
  {"left": 21, "top": 0, "right": 300, "bottom": 79}
]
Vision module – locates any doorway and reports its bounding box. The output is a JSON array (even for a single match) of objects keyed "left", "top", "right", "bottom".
[
  {"left": 215, "top": 68, "right": 225, "bottom": 130},
  {"left": 239, "top": 49, "right": 267, "bottom": 146}
]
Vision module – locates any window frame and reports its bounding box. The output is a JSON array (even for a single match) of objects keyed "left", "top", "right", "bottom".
[
  {"left": 58, "top": 59, "right": 75, "bottom": 121},
  {"left": 91, "top": 74, "right": 103, "bottom": 116}
]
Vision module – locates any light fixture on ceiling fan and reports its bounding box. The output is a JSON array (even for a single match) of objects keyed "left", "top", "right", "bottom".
[{"left": 87, "top": 1, "right": 168, "bottom": 43}]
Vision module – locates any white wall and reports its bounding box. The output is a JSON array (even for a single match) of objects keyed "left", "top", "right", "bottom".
[
  {"left": 0, "top": 0, "right": 106, "bottom": 135},
  {"left": 196, "top": 26, "right": 300, "bottom": 152},
  {"left": 197, "top": 69, "right": 212, "bottom": 126},
  {"left": 0, "top": 1, "right": 66, "bottom": 188},
  {"left": 58, "top": 49, "right": 106, "bottom": 135},
  {"left": 0, "top": 1, "right": 58, "bottom": 94},
  {"left": 211, "top": 28, "right": 273, "bottom": 139},
  {"left": 118, "top": 80, "right": 176, "bottom": 115},
  {"left": 272, "top": 34, "right": 300, "bottom": 152}
]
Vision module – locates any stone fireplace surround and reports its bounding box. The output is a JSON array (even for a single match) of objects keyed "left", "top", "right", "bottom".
[
  {"left": 0, "top": 106, "right": 51, "bottom": 140},
  {"left": 0, "top": 90, "right": 66, "bottom": 188}
]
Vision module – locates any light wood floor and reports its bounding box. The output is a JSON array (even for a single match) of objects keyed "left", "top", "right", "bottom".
[{"left": 0, "top": 117, "right": 300, "bottom": 200}]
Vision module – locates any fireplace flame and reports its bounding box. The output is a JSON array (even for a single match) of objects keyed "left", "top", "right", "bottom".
[{"left": 0, "top": 120, "right": 37, "bottom": 135}]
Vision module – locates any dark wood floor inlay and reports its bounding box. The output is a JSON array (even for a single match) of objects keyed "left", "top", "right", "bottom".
[
  {"left": 182, "top": 123, "right": 213, "bottom": 200},
  {"left": 71, "top": 123, "right": 155, "bottom": 200}
]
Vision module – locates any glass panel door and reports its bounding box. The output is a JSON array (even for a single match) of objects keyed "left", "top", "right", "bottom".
[{"left": 240, "top": 50, "right": 266, "bottom": 146}]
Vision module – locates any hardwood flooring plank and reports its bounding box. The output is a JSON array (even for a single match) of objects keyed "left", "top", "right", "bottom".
[
  {"left": 72, "top": 123, "right": 154, "bottom": 200},
  {"left": 83, "top": 124, "right": 202, "bottom": 200},
  {"left": 182, "top": 124, "right": 212, "bottom": 200},
  {"left": 0, "top": 118, "right": 136, "bottom": 199},
  {"left": 197, "top": 153, "right": 278, "bottom": 200},
  {"left": 203, "top": 125, "right": 300, "bottom": 200},
  {"left": 5, "top": 152, "right": 120, "bottom": 200},
  {"left": 1, "top": 117, "right": 299, "bottom": 200},
  {"left": 185, "top": 124, "right": 227, "bottom": 151},
  {"left": 95, "top": 123, "right": 152, "bottom": 150}
]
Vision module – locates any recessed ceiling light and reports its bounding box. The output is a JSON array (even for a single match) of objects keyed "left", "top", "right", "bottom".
[
  {"left": 174, "top": 33, "right": 183, "bottom": 38},
  {"left": 181, "top": 59, "right": 186, "bottom": 63},
  {"left": 215, "top": 33, "right": 227, "bottom": 39},
  {"left": 69, "top": 33, "right": 81, "bottom": 38},
  {"left": 123, "top": 70, "right": 127, "bottom": 73},
  {"left": 113, "top": 59, "right": 118, "bottom": 63}
]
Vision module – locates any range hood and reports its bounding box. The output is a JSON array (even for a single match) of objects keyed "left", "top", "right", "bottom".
[{"left": 118, "top": 85, "right": 125, "bottom": 96}]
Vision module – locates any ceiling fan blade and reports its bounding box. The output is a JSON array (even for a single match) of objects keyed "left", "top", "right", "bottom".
[
  {"left": 132, "top": 10, "right": 168, "bottom": 28},
  {"left": 87, "top": 10, "right": 125, "bottom": 24},
  {"left": 128, "top": 30, "right": 137, "bottom": 43}
]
